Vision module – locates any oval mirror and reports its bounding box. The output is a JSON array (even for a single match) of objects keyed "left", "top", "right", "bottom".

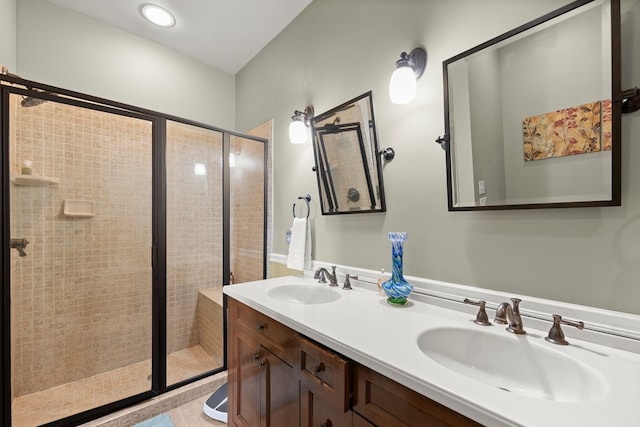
[{"left": 441, "top": 0, "right": 621, "bottom": 210}]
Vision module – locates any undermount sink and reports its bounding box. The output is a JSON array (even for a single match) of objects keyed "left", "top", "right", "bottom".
[
  {"left": 417, "top": 327, "right": 609, "bottom": 403},
  {"left": 266, "top": 283, "right": 342, "bottom": 305}
]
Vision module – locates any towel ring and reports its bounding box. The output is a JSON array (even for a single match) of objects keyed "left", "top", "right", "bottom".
[{"left": 293, "top": 194, "right": 311, "bottom": 219}]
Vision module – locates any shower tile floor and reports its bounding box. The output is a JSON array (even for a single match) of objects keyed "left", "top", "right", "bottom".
[{"left": 12, "top": 345, "right": 220, "bottom": 427}]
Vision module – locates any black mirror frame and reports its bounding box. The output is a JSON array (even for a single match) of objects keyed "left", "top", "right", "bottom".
[
  {"left": 310, "top": 91, "right": 387, "bottom": 215},
  {"left": 441, "top": 0, "right": 621, "bottom": 211}
]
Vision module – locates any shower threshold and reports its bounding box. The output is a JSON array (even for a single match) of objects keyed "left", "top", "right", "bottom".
[{"left": 11, "top": 345, "right": 220, "bottom": 427}]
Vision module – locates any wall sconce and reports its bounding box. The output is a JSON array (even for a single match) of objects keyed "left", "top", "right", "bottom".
[
  {"left": 389, "top": 47, "right": 427, "bottom": 104},
  {"left": 289, "top": 106, "right": 314, "bottom": 144}
]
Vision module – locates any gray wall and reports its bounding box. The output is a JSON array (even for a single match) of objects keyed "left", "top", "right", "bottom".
[
  {"left": 236, "top": 0, "right": 640, "bottom": 315},
  {"left": 500, "top": 5, "right": 611, "bottom": 203},
  {"left": 468, "top": 51, "right": 507, "bottom": 205},
  {"left": 0, "top": 0, "right": 16, "bottom": 71},
  {"left": 14, "top": 0, "right": 236, "bottom": 129}
]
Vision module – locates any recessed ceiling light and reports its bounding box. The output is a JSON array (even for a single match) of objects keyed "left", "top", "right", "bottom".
[{"left": 139, "top": 4, "right": 175, "bottom": 27}]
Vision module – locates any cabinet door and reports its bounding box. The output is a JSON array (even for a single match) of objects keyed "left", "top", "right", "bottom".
[
  {"left": 300, "top": 382, "right": 353, "bottom": 427},
  {"left": 353, "top": 412, "right": 375, "bottom": 427},
  {"left": 262, "top": 346, "right": 299, "bottom": 427},
  {"left": 229, "top": 327, "right": 262, "bottom": 427}
]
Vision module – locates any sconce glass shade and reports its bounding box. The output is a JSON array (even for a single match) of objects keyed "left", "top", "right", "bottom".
[
  {"left": 289, "top": 119, "right": 308, "bottom": 144},
  {"left": 389, "top": 47, "right": 427, "bottom": 105},
  {"left": 389, "top": 66, "right": 417, "bottom": 104},
  {"left": 229, "top": 152, "right": 237, "bottom": 168}
]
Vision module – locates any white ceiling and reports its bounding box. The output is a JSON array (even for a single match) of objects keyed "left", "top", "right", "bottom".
[{"left": 47, "top": 0, "right": 313, "bottom": 75}]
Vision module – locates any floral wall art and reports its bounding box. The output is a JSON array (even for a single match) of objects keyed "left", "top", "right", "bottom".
[{"left": 523, "top": 99, "right": 612, "bottom": 161}]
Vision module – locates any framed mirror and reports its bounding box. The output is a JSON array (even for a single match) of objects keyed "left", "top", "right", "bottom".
[
  {"left": 311, "top": 91, "right": 386, "bottom": 214},
  {"left": 442, "top": 0, "right": 621, "bottom": 210}
]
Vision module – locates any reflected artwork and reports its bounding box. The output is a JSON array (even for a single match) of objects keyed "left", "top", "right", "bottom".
[{"left": 523, "top": 100, "right": 612, "bottom": 161}]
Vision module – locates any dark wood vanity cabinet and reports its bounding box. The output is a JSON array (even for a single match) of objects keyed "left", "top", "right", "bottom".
[
  {"left": 228, "top": 298, "right": 299, "bottom": 427},
  {"left": 228, "top": 298, "right": 482, "bottom": 427}
]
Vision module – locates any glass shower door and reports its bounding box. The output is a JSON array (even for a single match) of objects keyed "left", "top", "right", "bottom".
[
  {"left": 165, "top": 120, "right": 224, "bottom": 386},
  {"left": 7, "top": 92, "right": 154, "bottom": 426},
  {"left": 229, "top": 134, "right": 266, "bottom": 284}
]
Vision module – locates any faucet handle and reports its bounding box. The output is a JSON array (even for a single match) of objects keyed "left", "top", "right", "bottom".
[
  {"left": 545, "top": 314, "right": 584, "bottom": 346},
  {"left": 343, "top": 274, "right": 358, "bottom": 290},
  {"left": 463, "top": 298, "right": 491, "bottom": 326}
]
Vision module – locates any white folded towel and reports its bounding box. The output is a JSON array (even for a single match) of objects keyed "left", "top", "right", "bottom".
[{"left": 287, "top": 217, "right": 311, "bottom": 271}]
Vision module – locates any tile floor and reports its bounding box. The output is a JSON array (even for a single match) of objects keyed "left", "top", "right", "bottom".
[
  {"left": 11, "top": 346, "right": 220, "bottom": 427},
  {"left": 165, "top": 393, "right": 227, "bottom": 427}
]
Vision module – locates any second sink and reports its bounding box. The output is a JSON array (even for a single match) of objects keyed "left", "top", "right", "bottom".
[{"left": 416, "top": 327, "right": 609, "bottom": 403}]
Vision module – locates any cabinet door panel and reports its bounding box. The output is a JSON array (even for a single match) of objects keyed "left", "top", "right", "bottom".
[
  {"left": 263, "top": 346, "right": 299, "bottom": 427},
  {"left": 231, "top": 328, "right": 262, "bottom": 427},
  {"left": 353, "top": 412, "right": 375, "bottom": 427},
  {"left": 300, "top": 382, "right": 353, "bottom": 427}
]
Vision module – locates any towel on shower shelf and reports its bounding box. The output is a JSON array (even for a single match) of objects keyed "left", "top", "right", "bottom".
[{"left": 287, "top": 217, "right": 311, "bottom": 271}]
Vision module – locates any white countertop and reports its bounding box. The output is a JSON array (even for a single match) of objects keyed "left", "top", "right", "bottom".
[{"left": 224, "top": 275, "right": 640, "bottom": 427}]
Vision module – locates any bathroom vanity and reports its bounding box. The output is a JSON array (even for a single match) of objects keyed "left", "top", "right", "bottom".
[
  {"left": 227, "top": 297, "right": 480, "bottom": 427},
  {"left": 224, "top": 275, "right": 640, "bottom": 426}
]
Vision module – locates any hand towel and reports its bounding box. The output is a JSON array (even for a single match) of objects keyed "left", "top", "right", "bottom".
[{"left": 287, "top": 217, "right": 311, "bottom": 271}]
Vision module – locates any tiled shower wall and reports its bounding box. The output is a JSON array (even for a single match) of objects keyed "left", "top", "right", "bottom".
[
  {"left": 8, "top": 95, "right": 267, "bottom": 398},
  {"left": 166, "top": 121, "right": 223, "bottom": 355},
  {"left": 10, "top": 97, "right": 153, "bottom": 397},
  {"left": 230, "top": 132, "right": 267, "bottom": 284}
]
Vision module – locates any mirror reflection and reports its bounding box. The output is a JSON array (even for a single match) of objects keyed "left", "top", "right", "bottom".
[
  {"left": 311, "top": 91, "right": 386, "bottom": 214},
  {"left": 443, "top": 0, "right": 620, "bottom": 210}
]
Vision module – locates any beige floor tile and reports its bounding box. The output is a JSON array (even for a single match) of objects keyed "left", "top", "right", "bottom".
[
  {"left": 12, "top": 346, "right": 219, "bottom": 427},
  {"left": 167, "top": 394, "right": 227, "bottom": 427}
]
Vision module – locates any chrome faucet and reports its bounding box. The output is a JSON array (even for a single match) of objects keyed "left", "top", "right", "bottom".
[
  {"left": 314, "top": 265, "right": 338, "bottom": 286},
  {"left": 495, "top": 298, "right": 526, "bottom": 335}
]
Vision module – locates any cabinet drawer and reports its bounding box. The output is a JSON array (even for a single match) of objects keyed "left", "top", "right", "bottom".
[
  {"left": 299, "top": 337, "right": 351, "bottom": 412},
  {"left": 229, "top": 299, "right": 297, "bottom": 366}
]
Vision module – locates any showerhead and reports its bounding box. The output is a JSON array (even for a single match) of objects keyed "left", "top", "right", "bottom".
[
  {"left": 19, "top": 83, "right": 55, "bottom": 108},
  {"left": 1, "top": 68, "right": 54, "bottom": 107},
  {"left": 20, "top": 96, "right": 48, "bottom": 108}
]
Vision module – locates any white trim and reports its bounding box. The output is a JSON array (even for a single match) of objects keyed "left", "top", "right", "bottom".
[{"left": 270, "top": 253, "right": 640, "bottom": 353}]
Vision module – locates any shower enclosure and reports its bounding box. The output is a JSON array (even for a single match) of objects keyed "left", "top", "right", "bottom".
[{"left": 0, "top": 75, "right": 267, "bottom": 426}]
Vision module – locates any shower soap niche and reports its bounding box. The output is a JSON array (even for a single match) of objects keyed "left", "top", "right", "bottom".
[{"left": 63, "top": 200, "right": 95, "bottom": 218}]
